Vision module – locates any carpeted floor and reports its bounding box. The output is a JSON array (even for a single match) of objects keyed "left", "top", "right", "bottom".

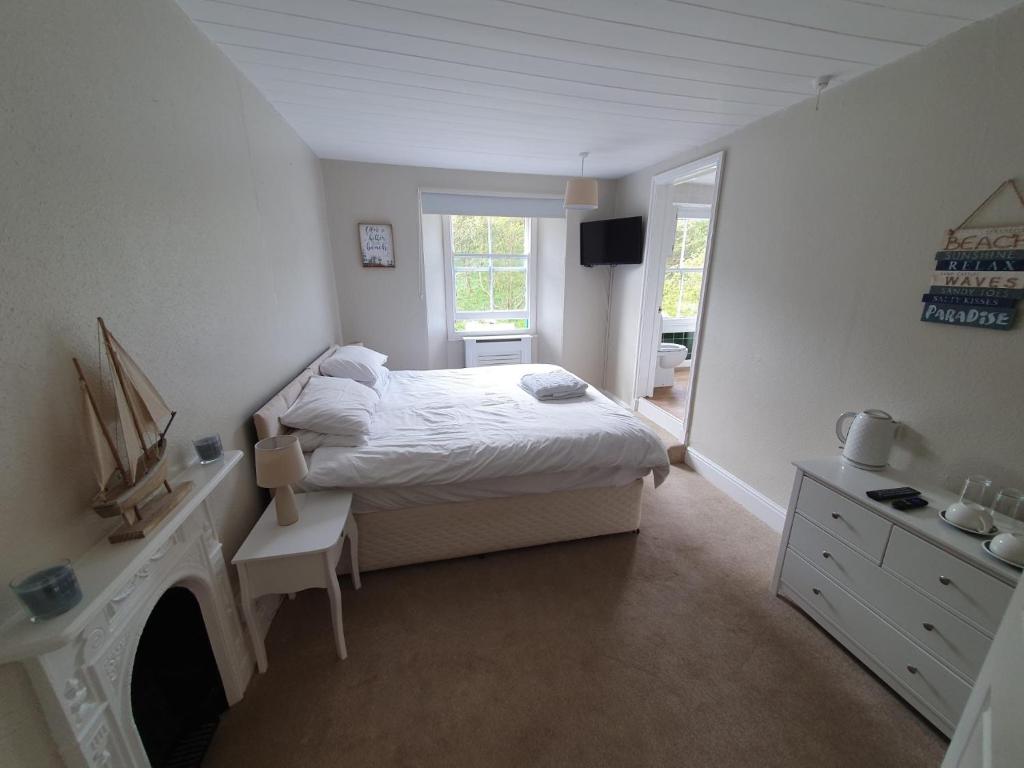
[{"left": 205, "top": 465, "right": 946, "bottom": 768}]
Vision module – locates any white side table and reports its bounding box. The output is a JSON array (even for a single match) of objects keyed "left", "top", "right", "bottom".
[{"left": 232, "top": 491, "right": 360, "bottom": 672}]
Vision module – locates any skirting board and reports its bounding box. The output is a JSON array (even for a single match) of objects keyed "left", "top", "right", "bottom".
[{"left": 684, "top": 449, "right": 786, "bottom": 532}]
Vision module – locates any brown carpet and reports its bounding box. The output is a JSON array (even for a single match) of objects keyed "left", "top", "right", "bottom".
[{"left": 205, "top": 465, "right": 946, "bottom": 768}]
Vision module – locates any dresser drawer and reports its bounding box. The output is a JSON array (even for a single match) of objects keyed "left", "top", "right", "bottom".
[
  {"left": 781, "top": 550, "right": 971, "bottom": 728},
  {"left": 884, "top": 526, "right": 1012, "bottom": 635},
  {"left": 795, "top": 477, "right": 891, "bottom": 561},
  {"left": 790, "top": 516, "right": 991, "bottom": 680}
]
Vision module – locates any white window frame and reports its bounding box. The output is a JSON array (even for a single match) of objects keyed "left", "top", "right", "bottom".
[
  {"left": 441, "top": 214, "right": 538, "bottom": 340},
  {"left": 662, "top": 203, "right": 710, "bottom": 333}
]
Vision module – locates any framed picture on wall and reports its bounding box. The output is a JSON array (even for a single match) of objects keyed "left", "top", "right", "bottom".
[{"left": 359, "top": 223, "right": 395, "bottom": 268}]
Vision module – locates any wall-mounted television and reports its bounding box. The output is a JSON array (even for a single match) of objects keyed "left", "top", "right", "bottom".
[{"left": 580, "top": 216, "right": 644, "bottom": 267}]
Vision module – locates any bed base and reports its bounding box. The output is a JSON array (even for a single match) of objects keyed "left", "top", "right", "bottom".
[{"left": 347, "top": 479, "right": 644, "bottom": 572}]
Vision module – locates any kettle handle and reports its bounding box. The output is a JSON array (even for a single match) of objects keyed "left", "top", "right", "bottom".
[{"left": 835, "top": 412, "right": 857, "bottom": 445}]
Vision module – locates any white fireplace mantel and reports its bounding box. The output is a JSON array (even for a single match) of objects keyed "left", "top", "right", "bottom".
[{"left": 0, "top": 451, "right": 252, "bottom": 768}]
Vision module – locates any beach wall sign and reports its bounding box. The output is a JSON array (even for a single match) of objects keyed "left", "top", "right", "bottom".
[{"left": 921, "top": 180, "right": 1024, "bottom": 331}]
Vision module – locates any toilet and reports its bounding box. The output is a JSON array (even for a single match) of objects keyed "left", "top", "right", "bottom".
[{"left": 655, "top": 342, "right": 688, "bottom": 387}]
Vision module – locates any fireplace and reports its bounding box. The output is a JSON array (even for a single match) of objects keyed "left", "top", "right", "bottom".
[
  {"left": 0, "top": 453, "right": 259, "bottom": 768},
  {"left": 132, "top": 587, "right": 228, "bottom": 767}
]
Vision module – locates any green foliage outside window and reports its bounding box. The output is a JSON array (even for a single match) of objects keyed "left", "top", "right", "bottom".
[
  {"left": 662, "top": 217, "right": 708, "bottom": 319},
  {"left": 451, "top": 216, "right": 530, "bottom": 332}
]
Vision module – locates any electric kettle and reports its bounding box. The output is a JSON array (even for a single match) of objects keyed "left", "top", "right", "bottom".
[{"left": 835, "top": 409, "right": 899, "bottom": 470}]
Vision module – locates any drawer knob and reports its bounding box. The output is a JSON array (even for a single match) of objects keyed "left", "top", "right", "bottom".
[
  {"left": 906, "top": 665, "right": 918, "bottom": 674},
  {"left": 922, "top": 622, "right": 935, "bottom": 632},
  {"left": 938, "top": 576, "right": 951, "bottom": 586},
  {"left": 830, "top": 512, "right": 841, "bottom": 519},
  {"left": 811, "top": 588, "right": 821, "bottom": 596},
  {"left": 821, "top": 551, "right": 832, "bottom": 559}
]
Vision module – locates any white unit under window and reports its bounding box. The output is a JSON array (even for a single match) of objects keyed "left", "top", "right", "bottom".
[
  {"left": 772, "top": 458, "right": 1019, "bottom": 736},
  {"left": 464, "top": 335, "right": 532, "bottom": 367}
]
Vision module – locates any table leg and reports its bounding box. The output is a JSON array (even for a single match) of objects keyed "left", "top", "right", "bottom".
[
  {"left": 325, "top": 555, "right": 348, "bottom": 660},
  {"left": 347, "top": 517, "right": 361, "bottom": 590},
  {"left": 238, "top": 566, "right": 268, "bottom": 673}
]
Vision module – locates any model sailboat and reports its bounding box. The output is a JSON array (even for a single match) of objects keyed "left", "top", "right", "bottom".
[{"left": 73, "top": 318, "right": 193, "bottom": 543}]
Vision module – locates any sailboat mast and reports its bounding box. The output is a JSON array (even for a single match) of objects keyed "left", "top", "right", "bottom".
[
  {"left": 72, "top": 357, "right": 127, "bottom": 479},
  {"left": 98, "top": 317, "right": 152, "bottom": 466}
]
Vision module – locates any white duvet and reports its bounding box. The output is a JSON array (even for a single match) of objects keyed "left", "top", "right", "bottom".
[{"left": 306, "top": 364, "right": 669, "bottom": 490}]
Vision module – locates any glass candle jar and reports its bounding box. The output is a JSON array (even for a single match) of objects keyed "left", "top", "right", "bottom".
[
  {"left": 193, "top": 434, "right": 223, "bottom": 464},
  {"left": 10, "top": 561, "right": 82, "bottom": 622}
]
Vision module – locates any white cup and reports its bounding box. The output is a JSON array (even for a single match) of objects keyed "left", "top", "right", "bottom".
[
  {"left": 989, "top": 533, "right": 1024, "bottom": 565},
  {"left": 944, "top": 501, "right": 994, "bottom": 532}
]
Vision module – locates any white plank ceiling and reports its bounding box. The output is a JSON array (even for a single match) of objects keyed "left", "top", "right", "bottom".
[{"left": 176, "top": 0, "right": 1019, "bottom": 177}]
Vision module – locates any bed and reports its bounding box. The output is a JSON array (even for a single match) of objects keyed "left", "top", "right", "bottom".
[{"left": 253, "top": 346, "right": 669, "bottom": 571}]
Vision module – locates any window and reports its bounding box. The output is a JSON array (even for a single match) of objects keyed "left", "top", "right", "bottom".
[
  {"left": 662, "top": 207, "right": 709, "bottom": 326},
  {"left": 442, "top": 215, "right": 537, "bottom": 337}
]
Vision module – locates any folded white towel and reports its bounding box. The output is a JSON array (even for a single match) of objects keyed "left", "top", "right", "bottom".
[{"left": 520, "top": 371, "right": 588, "bottom": 401}]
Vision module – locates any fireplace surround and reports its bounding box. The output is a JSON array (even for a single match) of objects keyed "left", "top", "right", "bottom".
[{"left": 0, "top": 452, "right": 253, "bottom": 768}]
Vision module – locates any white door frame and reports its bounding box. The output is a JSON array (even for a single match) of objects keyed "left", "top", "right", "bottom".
[{"left": 631, "top": 151, "right": 725, "bottom": 444}]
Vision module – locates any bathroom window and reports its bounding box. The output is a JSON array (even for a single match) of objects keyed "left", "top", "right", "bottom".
[
  {"left": 662, "top": 206, "right": 709, "bottom": 326},
  {"left": 442, "top": 215, "right": 538, "bottom": 337}
]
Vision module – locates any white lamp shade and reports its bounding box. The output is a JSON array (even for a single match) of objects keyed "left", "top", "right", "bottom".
[
  {"left": 564, "top": 177, "right": 599, "bottom": 210},
  {"left": 254, "top": 435, "right": 307, "bottom": 488}
]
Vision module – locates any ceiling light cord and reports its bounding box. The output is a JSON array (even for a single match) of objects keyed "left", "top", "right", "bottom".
[
  {"left": 579, "top": 151, "right": 589, "bottom": 177},
  {"left": 814, "top": 75, "right": 834, "bottom": 112}
]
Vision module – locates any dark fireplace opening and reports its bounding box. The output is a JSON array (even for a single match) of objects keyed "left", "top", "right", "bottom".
[{"left": 131, "top": 586, "right": 228, "bottom": 768}]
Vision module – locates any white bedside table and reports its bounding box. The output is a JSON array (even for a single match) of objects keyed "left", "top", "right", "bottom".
[{"left": 232, "top": 491, "right": 360, "bottom": 672}]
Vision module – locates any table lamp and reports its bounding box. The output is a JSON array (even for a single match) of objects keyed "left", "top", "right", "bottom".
[{"left": 254, "top": 435, "right": 308, "bottom": 526}]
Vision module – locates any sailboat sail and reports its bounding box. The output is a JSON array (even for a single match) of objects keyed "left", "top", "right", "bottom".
[
  {"left": 107, "top": 333, "right": 173, "bottom": 440},
  {"left": 79, "top": 382, "right": 120, "bottom": 491},
  {"left": 107, "top": 342, "right": 145, "bottom": 485}
]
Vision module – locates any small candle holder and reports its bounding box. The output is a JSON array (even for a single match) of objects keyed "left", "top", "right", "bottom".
[
  {"left": 10, "top": 561, "right": 82, "bottom": 622},
  {"left": 193, "top": 434, "right": 223, "bottom": 464}
]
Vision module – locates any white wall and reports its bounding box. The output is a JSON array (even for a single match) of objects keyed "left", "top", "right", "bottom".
[
  {"left": 0, "top": 1, "right": 340, "bottom": 763},
  {"left": 608, "top": 4, "right": 1024, "bottom": 504},
  {"left": 320, "top": 160, "right": 618, "bottom": 381}
]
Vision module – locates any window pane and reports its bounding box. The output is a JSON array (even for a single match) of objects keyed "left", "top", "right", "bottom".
[
  {"left": 661, "top": 272, "right": 682, "bottom": 318},
  {"left": 452, "top": 215, "right": 489, "bottom": 254},
  {"left": 492, "top": 270, "right": 527, "bottom": 311},
  {"left": 455, "top": 270, "right": 491, "bottom": 312},
  {"left": 680, "top": 272, "right": 703, "bottom": 318},
  {"left": 681, "top": 218, "right": 709, "bottom": 269},
  {"left": 488, "top": 217, "right": 527, "bottom": 254},
  {"left": 491, "top": 256, "right": 527, "bottom": 269},
  {"left": 455, "top": 318, "right": 529, "bottom": 332},
  {"left": 668, "top": 218, "right": 685, "bottom": 270},
  {"left": 453, "top": 256, "right": 490, "bottom": 269}
]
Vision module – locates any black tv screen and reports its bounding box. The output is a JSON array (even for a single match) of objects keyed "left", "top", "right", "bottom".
[{"left": 580, "top": 216, "right": 644, "bottom": 266}]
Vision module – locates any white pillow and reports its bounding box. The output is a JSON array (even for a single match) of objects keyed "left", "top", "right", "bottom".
[
  {"left": 280, "top": 376, "right": 379, "bottom": 436},
  {"left": 289, "top": 429, "right": 367, "bottom": 451},
  {"left": 320, "top": 345, "right": 388, "bottom": 383}
]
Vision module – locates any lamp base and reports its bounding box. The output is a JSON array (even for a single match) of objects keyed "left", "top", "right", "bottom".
[{"left": 275, "top": 485, "right": 300, "bottom": 526}]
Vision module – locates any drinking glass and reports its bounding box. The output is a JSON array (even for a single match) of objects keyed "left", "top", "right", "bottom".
[
  {"left": 960, "top": 475, "right": 992, "bottom": 508},
  {"left": 992, "top": 488, "right": 1024, "bottom": 530}
]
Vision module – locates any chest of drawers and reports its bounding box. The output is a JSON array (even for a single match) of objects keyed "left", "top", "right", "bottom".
[{"left": 772, "top": 459, "right": 1020, "bottom": 736}]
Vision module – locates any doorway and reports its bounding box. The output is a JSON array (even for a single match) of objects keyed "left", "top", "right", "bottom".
[{"left": 634, "top": 153, "right": 723, "bottom": 441}]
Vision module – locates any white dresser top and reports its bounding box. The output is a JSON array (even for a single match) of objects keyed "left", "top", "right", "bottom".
[{"left": 795, "top": 458, "right": 1021, "bottom": 586}]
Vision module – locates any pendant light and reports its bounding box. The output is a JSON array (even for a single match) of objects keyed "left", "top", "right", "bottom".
[{"left": 564, "top": 151, "right": 598, "bottom": 210}]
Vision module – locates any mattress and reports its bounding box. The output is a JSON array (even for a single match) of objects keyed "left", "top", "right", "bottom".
[{"left": 305, "top": 364, "right": 669, "bottom": 495}]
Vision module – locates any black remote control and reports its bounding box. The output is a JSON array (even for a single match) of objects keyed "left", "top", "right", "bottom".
[
  {"left": 866, "top": 487, "right": 921, "bottom": 502},
  {"left": 892, "top": 496, "right": 928, "bottom": 511}
]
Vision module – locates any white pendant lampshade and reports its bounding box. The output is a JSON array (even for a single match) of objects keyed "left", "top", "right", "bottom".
[{"left": 564, "top": 152, "right": 598, "bottom": 210}]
